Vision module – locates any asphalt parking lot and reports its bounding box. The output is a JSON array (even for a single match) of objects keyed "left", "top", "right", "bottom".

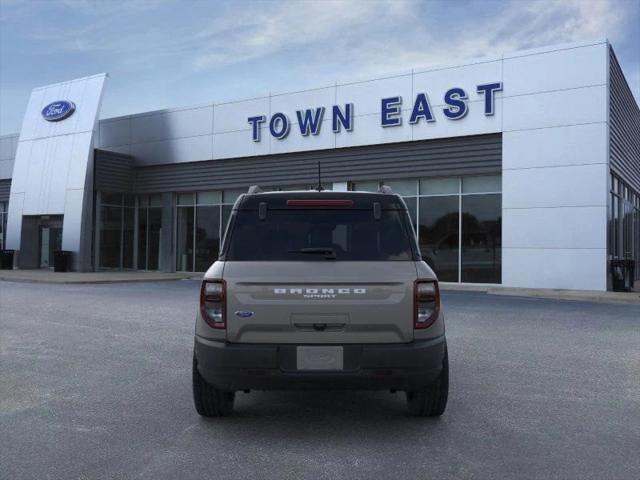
[{"left": 1, "top": 280, "right": 639, "bottom": 480}]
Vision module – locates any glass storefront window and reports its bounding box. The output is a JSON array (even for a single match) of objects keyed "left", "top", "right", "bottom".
[
  {"left": 418, "top": 196, "right": 459, "bottom": 282},
  {"left": 420, "top": 178, "right": 459, "bottom": 195},
  {"left": 0, "top": 201, "right": 6, "bottom": 250},
  {"left": 222, "top": 189, "right": 246, "bottom": 203},
  {"left": 176, "top": 188, "right": 252, "bottom": 271},
  {"left": 137, "top": 202, "right": 162, "bottom": 271},
  {"left": 349, "top": 175, "right": 502, "bottom": 284},
  {"left": 166, "top": 179, "right": 506, "bottom": 279},
  {"left": 147, "top": 208, "right": 162, "bottom": 270},
  {"left": 99, "top": 204, "right": 122, "bottom": 269},
  {"left": 138, "top": 205, "right": 148, "bottom": 268},
  {"left": 351, "top": 181, "right": 379, "bottom": 192},
  {"left": 403, "top": 197, "right": 417, "bottom": 233},
  {"left": 277, "top": 185, "right": 308, "bottom": 191},
  {"left": 177, "top": 193, "right": 195, "bottom": 206},
  {"left": 461, "top": 194, "right": 502, "bottom": 283},
  {"left": 97, "top": 193, "right": 136, "bottom": 270},
  {"left": 141, "top": 193, "right": 163, "bottom": 270},
  {"left": 197, "top": 191, "right": 222, "bottom": 205},
  {"left": 222, "top": 204, "right": 234, "bottom": 239},
  {"left": 609, "top": 173, "right": 640, "bottom": 288},
  {"left": 123, "top": 207, "right": 135, "bottom": 269},
  {"left": 462, "top": 175, "right": 501, "bottom": 194},
  {"left": 0, "top": 202, "right": 7, "bottom": 250},
  {"left": 383, "top": 179, "right": 417, "bottom": 196},
  {"left": 195, "top": 206, "right": 221, "bottom": 271},
  {"left": 149, "top": 194, "right": 163, "bottom": 207},
  {"left": 176, "top": 206, "right": 194, "bottom": 271},
  {"left": 102, "top": 193, "right": 123, "bottom": 205}
]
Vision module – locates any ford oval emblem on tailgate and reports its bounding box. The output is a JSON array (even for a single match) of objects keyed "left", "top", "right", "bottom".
[{"left": 235, "top": 311, "right": 254, "bottom": 318}]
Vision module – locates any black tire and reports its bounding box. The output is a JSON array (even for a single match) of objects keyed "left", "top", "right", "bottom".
[
  {"left": 192, "top": 354, "right": 235, "bottom": 417},
  {"left": 406, "top": 347, "right": 449, "bottom": 417}
]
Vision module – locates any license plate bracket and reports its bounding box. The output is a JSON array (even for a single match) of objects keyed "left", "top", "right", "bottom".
[{"left": 296, "top": 346, "right": 344, "bottom": 371}]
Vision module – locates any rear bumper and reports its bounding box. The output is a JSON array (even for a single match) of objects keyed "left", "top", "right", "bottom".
[{"left": 194, "top": 335, "right": 446, "bottom": 391}]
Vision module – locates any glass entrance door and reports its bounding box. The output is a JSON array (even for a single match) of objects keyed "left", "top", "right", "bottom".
[
  {"left": 39, "top": 226, "right": 62, "bottom": 268},
  {"left": 40, "top": 227, "right": 50, "bottom": 268}
]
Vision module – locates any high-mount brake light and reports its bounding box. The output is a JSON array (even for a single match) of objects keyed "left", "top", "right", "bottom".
[
  {"left": 200, "top": 280, "right": 226, "bottom": 329},
  {"left": 286, "top": 199, "right": 354, "bottom": 207},
  {"left": 414, "top": 280, "right": 440, "bottom": 329}
]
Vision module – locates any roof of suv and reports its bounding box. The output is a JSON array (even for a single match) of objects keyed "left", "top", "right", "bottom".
[{"left": 235, "top": 190, "right": 408, "bottom": 210}]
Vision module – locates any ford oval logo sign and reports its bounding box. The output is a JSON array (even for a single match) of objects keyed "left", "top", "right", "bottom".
[{"left": 41, "top": 100, "right": 76, "bottom": 122}]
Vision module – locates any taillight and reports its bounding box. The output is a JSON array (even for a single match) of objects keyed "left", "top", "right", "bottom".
[
  {"left": 414, "top": 280, "right": 440, "bottom": 329},
  {"left": 200, "top": 279, "right": 226, "bottom": 329}
]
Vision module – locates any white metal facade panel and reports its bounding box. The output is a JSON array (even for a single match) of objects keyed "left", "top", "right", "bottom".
[
  {"left": 0, "top": 135, "right": 18, "bottom": 179},
  {"left": 0, "top": 160, "right": 13, "bottom": 179},
  {"left": 503, "top": 164, "right": 608, "bottom": 209},
  {"left": 91, "top": 41, "right": 611, "bottom": 173},
  {"left": 213, "top": 128, "right": 270, "bottom": 159},
  {"left": 99, "top": 117, "right": 131, "bottom": 148},
  {"left": 413, "top": 60, "right": 502, "bottom": 105},
  {"left": 213, "top": 97, "right": 270, "bottom": 134},
  {"left": 335, "top": 112, "right": 413, "bottom": 148},
  {"left": 62, "top": 188, "right": 85, "bottom": 251},
  {"left": 6, "top": 193, "right": 24, "bottom": 243},
  {"left": 503, "top": 206, "right": 607, "bottom": 250},
  {"left": 411, "top": 99, "right": 501, "bottom": 141},
  {"left": 502, "top": 86, "right": 607, "bottom": 132},
  {"left": 500, "top": 42, "right": 609, "bottom": 290},
  {"left": 129, "top": 134, "right": 213, "bottom": 165},
  {"left": 502, "top": 43, "right": 608, "bottom": 96},
  {"left": 130, "top": 105, "right": 213, "bottom": 144},
  {"left": 336, "top": 74, "right": 412, "bottom": 117},
  {"left": 270, "top": 86, "right": 336, "bottom": 117},
  {"left": 270, "top": 118, "right": 335, "bottom": 154},
  {"left": 5, "top": 74, "right": 107, "bottom": 271},
  {"left": 502, "top": 248, "right": 607, "bottom": 290},
  {"left": 503, "top": 123, "right": 608, "bottom": 170}
]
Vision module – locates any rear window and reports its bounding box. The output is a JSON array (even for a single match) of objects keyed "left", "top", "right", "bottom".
[{"left": 224, "top": 209, "right": 416, "bottom": 261}]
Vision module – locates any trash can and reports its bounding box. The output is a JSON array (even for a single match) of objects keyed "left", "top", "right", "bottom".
[
  {"left": 626, "top": 259, "right": 636, "bottom": 291},
  {"left": 0, "top": 249, "right": 14, "bottom": 270},
  {"left": 610, "top": 258, "right": 635, "bottom": 292},
  {"left": 53, "top": 250, "right": 72, "bottom": 272}
]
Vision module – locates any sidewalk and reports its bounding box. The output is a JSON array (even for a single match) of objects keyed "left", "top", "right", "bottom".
[
  {"left": 440, "top": 282, "right": 640, "bottom": 305},
  {"left": 0, "top": 269, "right": 201, "bottom": 284}
]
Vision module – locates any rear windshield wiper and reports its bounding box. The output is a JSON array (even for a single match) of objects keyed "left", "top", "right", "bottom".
[{"left": 287, "top": 247, "right": 337, "bottom": 259}]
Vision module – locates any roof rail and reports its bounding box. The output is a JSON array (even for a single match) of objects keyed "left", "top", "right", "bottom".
[
  {"left": 247, "top": 185, "right": 263, "bottom": 194},
  {"left": 378, "top": 184, "right": 394, "bottom": 194}
]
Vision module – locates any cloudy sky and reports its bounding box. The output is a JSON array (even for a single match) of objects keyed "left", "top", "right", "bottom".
[{"left": 0, "top": 0, "right": 638, "bottom": 135}]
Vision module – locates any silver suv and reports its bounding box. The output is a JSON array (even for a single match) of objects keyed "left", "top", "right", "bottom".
[{"left": 192, "top": 187, "right": 448, "bottom": 417}]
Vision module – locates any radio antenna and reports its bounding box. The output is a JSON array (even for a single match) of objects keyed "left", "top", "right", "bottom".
[{"left": 316, "top": 161, "right": 324, "bottom": 191}]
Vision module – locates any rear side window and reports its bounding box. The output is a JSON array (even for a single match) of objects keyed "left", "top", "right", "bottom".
[{"left": 224, "top": 209, "right": 415, "bottom": 261}]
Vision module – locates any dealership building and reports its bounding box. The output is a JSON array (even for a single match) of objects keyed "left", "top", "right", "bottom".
[{"left": 0, "top": 39, "right": 638, "bottom": 291}]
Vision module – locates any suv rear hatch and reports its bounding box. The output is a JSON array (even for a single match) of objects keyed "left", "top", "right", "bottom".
[{"left": 220, "top": 192, "right": 420, "bottom": 344}]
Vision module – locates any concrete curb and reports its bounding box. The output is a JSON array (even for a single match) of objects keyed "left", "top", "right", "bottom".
[
  {"left": 0, "top": 277, "right": 201, "bottom": 285},
  {"left": 0, "top": 272, "right": 201, "bottom": 284},
  {"left": 486, "top": 288, "right": 640, "bottom": 305},
  {"left": 2, "top": 273, "right": 639, "bottom": 305},
  {"left": 440, "top": 283, "right": 640, "bottom": 305}
]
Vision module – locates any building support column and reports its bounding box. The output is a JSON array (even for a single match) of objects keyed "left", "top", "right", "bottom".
[{"left": 160, "top": 192, "right": 175, "bottom": 272}]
